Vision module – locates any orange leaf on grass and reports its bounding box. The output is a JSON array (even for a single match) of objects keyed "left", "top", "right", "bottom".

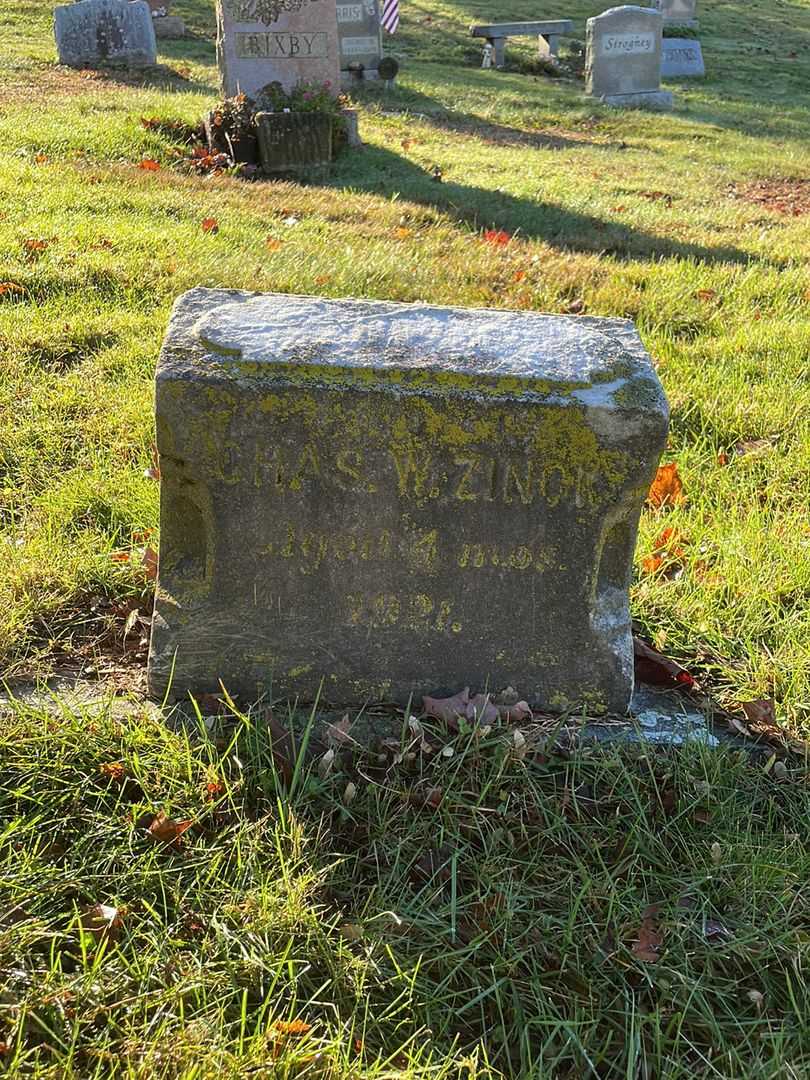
[
  {"left": 266, "top": 236, "right": 283, "bottom": 250},
  {"left": 394, "top": 226, "right": 412, "bottom": 239},
  {"left": 483, "top": 229, "right": 511, "bottom": 246},
  {"left": 201, "top": 217, "right": 219, "bottom": 234},
  {"left": 34, "top": 153, "right": 49, "bottom": 165},
  {"left": 274, "top": 1019, "right": 312, "bottom": 1036},
  {"left": 0, "top": 282, "right": 25, "bottom": 296},
  {"left": 646, "top": 463, "right": 685, "bottom": 508},
  {"left": 100, "top": 762, "right": 127, "bottom": 782},
  {"left": 632, "top": 906, "right": 663, "bottom": 963},
  {"left": 147, "top": 811, "right": 193, "bottom": 847},
  {"left": 138, "top": 158, "right": 161, "bottom": 171},
  {"left": 695, "top": 288, "right": 717, "bottom": 302},
  {"left": 143, "top": 546, "right": 158, "bottom": 581}
]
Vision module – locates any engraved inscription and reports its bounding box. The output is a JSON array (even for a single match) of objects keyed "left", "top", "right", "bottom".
[
  {"left": 340, "top": 35, "right": 379, "bottom": 55},
  {"left": 601, "top": 32, "right": 655, "bottom": 55},
  {"left": 234, "top": 31, "right": 328, "bottom": 59},
  {"left": 345, "top": 592, "right": 462, "bottom": 633}
]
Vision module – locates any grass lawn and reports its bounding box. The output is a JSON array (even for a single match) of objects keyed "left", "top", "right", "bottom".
[{"left": 1, "top": 0, "right": 810, "bottom": 1074}]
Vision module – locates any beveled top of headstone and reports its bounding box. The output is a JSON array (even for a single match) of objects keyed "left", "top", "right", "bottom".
[{"left": 161, "top": 289, "right": 667, "bottom": 417}]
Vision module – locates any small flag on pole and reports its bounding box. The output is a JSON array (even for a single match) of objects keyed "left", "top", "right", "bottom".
[{"left": 381, "top": 0, "right": 399, "bottom": 34}]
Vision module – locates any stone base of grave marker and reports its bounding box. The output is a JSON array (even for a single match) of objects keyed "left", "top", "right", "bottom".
[
  {"left": 148, "top": 288, "right": 669, "bottom": 713},
  {"left": 597, "top": 90, "right": 674, "bottom": 110},
  {"left": 662, "top": 38, "right": 704, "bottom": 77},
  {"left": 54, "top": 0, "right": 157, "bottom": 67},
  {"left": 255, "top": 112, "right": 333, "bottom": 173}
]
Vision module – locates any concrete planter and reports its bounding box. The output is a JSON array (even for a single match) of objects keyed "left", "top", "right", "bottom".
[{"left": 255, "top": 112, "right": 333, "bottom": 175}]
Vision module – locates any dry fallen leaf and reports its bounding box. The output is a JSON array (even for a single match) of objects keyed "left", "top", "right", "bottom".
[
  {"left": 483, "top": 228, "right": 511, "bottom": 246},
  {"left": 642, "top": 526, "right": 688, "bottom": 576},
  {"left": 100, "top": 761, "right": 126, "bottom": 782},
  {"left": 632, "top": 905, "right": 663, "bottom": 963},
  {"left": 318, "top": 748, "right": 335, "bottom": 779},
  {"left": 633, "top": 636, "right": 696, "bottom": 689},
  {"left": 343, "top": 781, "right": 357, "bottom": 805},
  {"left": 0, "top": 282, "right": 26, "bottom": 297},
  {"left": 747, "top": 989, "right": 765, "bottom": 1011},
  {"left": 711, "top": 841, "right": 722, "bottom": 865},
  {"left": 394, "top": 226, "right": 412, "bottom": 239},
  {"left": 273, "top": 1019, "right": 311, "bottom": 1036},
  {"left": 147, "top": 811, "right": 193, "bottom": 849},
  {"left": 467, "top": 693, "right": 499, "bottom": 726},
  {"left": 646, "top": 462, "right": 685, "bottom": 509},
  {"left": 265, "top": 236, "right": 283, "bottom": 250},
  {"left": 201, "top": 217, "right": 219, "bottom": 234},
  {"left": 423, "top": 687, "right": 470, "bottom": 728},
  {"left": 741, "top": 699, "right": 776, "bottom": 727},
  {"left": 695, "top": 288, "right": 717, "bottom": 302},
  {"left": 143, "top": 546, "right": 158, "bottom": 581},
  {"left": 138, "top": 158, "right": 161, "bottom": 171}
]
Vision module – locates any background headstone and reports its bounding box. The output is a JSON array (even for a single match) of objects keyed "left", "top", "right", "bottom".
[
  {"left": 653, "top": 0, "right": 698, "bottom": 28},
  {"left": 662, "top": 36, "right": 704, "bottom": 77},
  {"left": 337, "top": 0, "right": 382, "bottom": 79},
  {"left": 148, "top": 288, "right": 669, "bottom": 714},
  {"left": 586, "top": 6, "right": 673, "bottom": 110},
  {"left": 153, "top": 14, "right": 186, "bottom": 38},
  {"left": 216, "top": 0, "right": 341, "bottom": 99},
  {"left": 54, "top": 0, "right": 157, "bottom": 67}
]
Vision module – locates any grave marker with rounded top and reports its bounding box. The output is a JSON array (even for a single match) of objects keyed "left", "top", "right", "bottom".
[
  {"left": 54, "top": 0, "right": 157, "bottom": 67},
  {"left": 147, "top": 289, "right": 669, "bottom": 712},
  {"left": 586, "top": 6, "right": 673, "bottom": 110}
]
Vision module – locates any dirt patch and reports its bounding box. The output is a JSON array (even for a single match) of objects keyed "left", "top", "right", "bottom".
[{"left": 728, "top": 178, "right": 810, "bottom": 216}]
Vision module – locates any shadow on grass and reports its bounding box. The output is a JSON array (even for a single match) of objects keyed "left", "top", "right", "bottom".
[{"left": 331, "top": 143, "right": 760, "bottom": 265}]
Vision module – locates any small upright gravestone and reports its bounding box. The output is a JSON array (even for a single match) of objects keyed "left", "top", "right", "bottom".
[
  {"left": 54, "top": 0, "right": 157, "bottom": 67},
  {"left": 661, "top": 36, "right": 704, "bottom": 77},
  {"left": 215, "top": 0, "right": 341, "bottom": 98},
  {"left": 148, "top": 289, "right": 669, "bottom": 713},
  {"left": 337, "top": 0, "right": 383, "bottom": 80},
  {"left": 586, "top": 6, "right": 673, "bottom": 110},
  {"left": 653, "top": 0, "right": 698, "bottom": 28}
]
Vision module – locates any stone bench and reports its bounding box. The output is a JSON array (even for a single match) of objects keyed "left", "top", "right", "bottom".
[{"left": 470, "top": 19, "right": 574, "bottom": 68}]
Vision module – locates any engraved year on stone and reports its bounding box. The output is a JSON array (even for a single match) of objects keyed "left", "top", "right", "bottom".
[{"left": 148, "top": 289, "right": 669, "bottom": 713}]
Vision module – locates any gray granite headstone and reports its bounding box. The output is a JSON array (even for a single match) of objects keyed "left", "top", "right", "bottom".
[
  {"left": 215, "top": 0, "right": 341, "bottom": 99},
  {"left": 54, "top": 0, "right": 157, "bottom": 67},
  {"left": 337, "top": 0, "right": 382, "bottom": 78},
  {"left": 653, "top": 0, "right": 698, "bottom": 28},
  {"left": 586, "top": 6, "right": 673, "bottom": 110},
  {"left": 148, "top": 288, "right": 669, "bottom": 712},
  {"left": 662, "top": 37, "right": 704, "bottom": 77}
]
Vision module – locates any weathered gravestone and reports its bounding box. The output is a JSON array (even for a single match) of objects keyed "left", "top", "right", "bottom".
[
  {"left": 337, "top": 0, "right": 382, "bottom": 80},
  {"left": 216, "top": 0, "right": 341, "bottom": 98},
  {"left": 586, "top": 6, "right": 673, "bottom": 110},
  {"left": 653, "top": 0, "right": 698, "bottom": 28},
  {"left": 54, "top": 0, "right": 157, "bottom": 67},
  {"left": 661, "top": 36, "right": 704, "bottom": 77},
  {"left": 148, "top": 288, "right": 669, "bottom": 713}
]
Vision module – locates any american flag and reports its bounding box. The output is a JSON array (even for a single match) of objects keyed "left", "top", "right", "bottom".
[{"left": 381, "top": 0, "right": 399, "bottom": 34}]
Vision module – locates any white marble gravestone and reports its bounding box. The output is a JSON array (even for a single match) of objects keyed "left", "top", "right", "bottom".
[
  {"left": 54, "top": 0, "right": 157, "bottom": 67},
  {"left": 216, "top": 0, "right": 341, "bottom": 98},
  {"left": 586, "top": 6, "right": 673, "bottom": 110}
]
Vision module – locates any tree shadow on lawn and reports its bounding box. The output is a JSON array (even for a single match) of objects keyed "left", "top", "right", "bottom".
[{"left": 330, "top": 143, "right": 762, "bottom": 265}]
